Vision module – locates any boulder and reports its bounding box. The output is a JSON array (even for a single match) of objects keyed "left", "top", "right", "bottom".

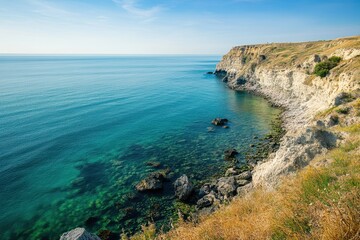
[
  {"left": 216, "top": 177, "right": 236, "bottom": 197},
  {"left": 60, "top": 228, "right": 100, "bottom": 240},
  {"left": 224, "top": 149, "right": 238, "bottom": 160},
  {"left": 135, "top": 172, "right": 165, "bottom": 191},
  {"left": 225, "top": 167, "right": 238, "bottom": 177},
  {"left": 236, "top": 179, "right": 251, "bottom": 186},
  {"left": 196, "top": 194, "right": 215, "bottom": 209},
  {"left": 211, "top": 118, "right": 228, "bottom": 126},
  {"left": 174, "top": 174, "right": 193, "bottom": 201},
  {"left": 199, "top": 184, "right": 212, "bottom": 198},
  {"left": 234, "top": 170, "right": 252, "bottom": 180},
  {"left": 236, "top": 183, "right": 253, "bottom": 196}
]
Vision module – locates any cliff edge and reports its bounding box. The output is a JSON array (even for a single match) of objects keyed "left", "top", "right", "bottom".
[{"left": 215, "top": 36, "right": 360, "bottom": 188}]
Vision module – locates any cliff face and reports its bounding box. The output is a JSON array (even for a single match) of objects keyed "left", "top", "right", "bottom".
[{"left": 215, "top": 36, "right": 360, "bottom": 188}]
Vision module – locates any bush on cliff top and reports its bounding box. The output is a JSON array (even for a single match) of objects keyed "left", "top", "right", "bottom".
[{"left": 313, "top": 56, "right": 342, "bottom": 78}]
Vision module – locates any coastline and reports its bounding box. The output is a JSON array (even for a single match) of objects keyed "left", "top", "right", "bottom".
[
  {"left": 214, "top": 36, "right": 360, "bottom": 188},
  {"left": 146, "top": 36, "right": 359, "bottom": 240},
  {"left": 61, "top": 36, "right": 360, "bottom": 239}
]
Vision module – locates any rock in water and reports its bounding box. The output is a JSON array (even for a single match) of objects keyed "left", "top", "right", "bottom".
[
  {"left": 225, "top": 167, "right": 238, "bottom": 176},
  {"left": 145, "top": 161, "right": 161, "bottom": 168},
  {"left": 135, "top": 172, "right": 165, "bottom": 191},
  {"left": 60, "top": 228, "right": 100, "bottom": 240},
  {"left": 224, "top": 148, "right": 238, "bottom": 160},
  {"left": 211, "top": 118, "right": 228, "bottom": 126},
  {"left": 174, "top": 174, "right": 193, "bottom": 201}
]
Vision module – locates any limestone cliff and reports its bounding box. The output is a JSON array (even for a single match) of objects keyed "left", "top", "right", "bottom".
[{"left": 215, "top": 36, "right": 360, "bottom": 188}]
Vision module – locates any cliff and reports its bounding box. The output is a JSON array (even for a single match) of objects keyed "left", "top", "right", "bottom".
[
  {"left": 215, "top": 36, "right": 360, "bottom": 188},
  {"left": 61, "top": 37, "right": 360, "bottom": 240}
]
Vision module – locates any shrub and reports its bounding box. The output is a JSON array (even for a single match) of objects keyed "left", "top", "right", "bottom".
[
  {"left": 336, "top": 107, "right": 350, "bottom": 114},
  {"left": 313, "top": 56, "right": 341, "bottom": 78},
  {"left": 328, "top": 56, "right": 342, "bottom": 63}
]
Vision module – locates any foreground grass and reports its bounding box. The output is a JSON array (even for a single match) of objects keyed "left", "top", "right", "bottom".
[{"left": 127, "top": 124, "right": 360, "bottom": 240}]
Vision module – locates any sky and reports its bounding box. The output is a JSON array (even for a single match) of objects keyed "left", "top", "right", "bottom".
[{"left": 0, "top": 0, "right": 359, "bottom": 54}]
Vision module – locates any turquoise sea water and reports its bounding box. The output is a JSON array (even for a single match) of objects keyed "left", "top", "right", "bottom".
[{"left": 0, "top": 55, "right": 280, "bottom": 239}]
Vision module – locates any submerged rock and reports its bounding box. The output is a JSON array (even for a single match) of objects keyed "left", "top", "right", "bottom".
[
  {"left": 145, "top": 161, "right": 161, "bottom": 168},
  {"left": 97, "top": 229, "right": 117, "bottom": 240},
  {"left": 174, "top": 174, "right": 193, "bottom": 201},
  {"left": 135, "top": 172, "right": 165, "bottom": 191},
  {"left": 59, "top": 228, "right": 100, "bottom": 240},
  {"left": 225, "top": 167, "right": 238, "bottom": 177},
  {"left": 211, "top": 118, "right": 228, "bottom": 126},
  {"left": 224, "top": 148, "right": 238, "bottom": 160},
  {"left": 84, "top": 216, "right": 99, "bottom": 227},
  {"left": 207, "top": 126, "right": 215, "bottom": 132}
]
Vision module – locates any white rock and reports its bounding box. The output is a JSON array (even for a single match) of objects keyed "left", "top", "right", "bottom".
[
  {"left": 60, "top": 228, "right": 100, "bottom": 240},
  {"left": 215, "top": 38, "right": 359, "bottom": 189}
]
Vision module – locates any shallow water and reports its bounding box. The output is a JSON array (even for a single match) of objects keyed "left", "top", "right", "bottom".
[{"left": 0, "top": 55, "right": 281, "bottom": 239}]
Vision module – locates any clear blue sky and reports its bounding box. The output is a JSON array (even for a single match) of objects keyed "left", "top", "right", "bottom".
[{"left": 0, "top": 0, "right": 359, "bottom": 54}]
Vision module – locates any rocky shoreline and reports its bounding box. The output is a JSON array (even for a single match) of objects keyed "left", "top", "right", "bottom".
[
  {"left": 130, "top": 114, "right": 284, "bottom": 219},
  {"left": 60, "top": 111, "right": 284, "bottom": 240},
  {"left": 214, "top": 37, "right": 360, "bottom": 189},
  {"left": 59, "top": 36, "right": 360, "bottom": 239}
]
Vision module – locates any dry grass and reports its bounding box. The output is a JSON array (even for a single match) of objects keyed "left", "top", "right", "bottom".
[
  {"left": 225, "top": 36, "right": 360, "bottom": 71},
  {"left": 128, "top": 124, "right": 360, "bottom": 240},
  {"left": 162, "top": 190, "right": 277, "bottom": 240}
]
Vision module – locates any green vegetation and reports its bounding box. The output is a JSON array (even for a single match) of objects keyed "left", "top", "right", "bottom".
[
  {"left": 336, "top": 107, "right": 350, "bottom": 114},
  {"left": 313, "top": 56, "right": 342, "bottom": 78}
]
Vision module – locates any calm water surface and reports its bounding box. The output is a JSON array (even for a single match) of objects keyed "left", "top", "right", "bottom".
[{"left": 0, "top": 55, "right": 281, "bottom": 239}]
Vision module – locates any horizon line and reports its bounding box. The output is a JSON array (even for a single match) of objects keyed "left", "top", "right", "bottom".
[{"left": 0, "top": 53, "right": 222, "bottom": 56}]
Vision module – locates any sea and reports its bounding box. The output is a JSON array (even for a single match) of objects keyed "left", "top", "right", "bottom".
[{"left": 0, "top": 55, "right": 281, "bottom": 239}]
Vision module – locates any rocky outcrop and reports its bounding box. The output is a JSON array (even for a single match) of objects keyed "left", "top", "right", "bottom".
[
  {"left": 211, "top": 118, "right": 228, "bottom": 126},
  {"left": 196, "top": 170, "right": 252, "bottom": 212},
  {"left": 223, "top": 148, "right": 238, "bottom": 161},
  {"left": 215, "top": 36, "right": 360, "bottom": 188},
  {"left": 174, "top": 175, "right": 193, "bottom": 201},
  {"left": 135, "top": 172, "right": 165, "bottom": 191},
  {"left": 59, "top": 228, "right": 100, "bottom": 240}
]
